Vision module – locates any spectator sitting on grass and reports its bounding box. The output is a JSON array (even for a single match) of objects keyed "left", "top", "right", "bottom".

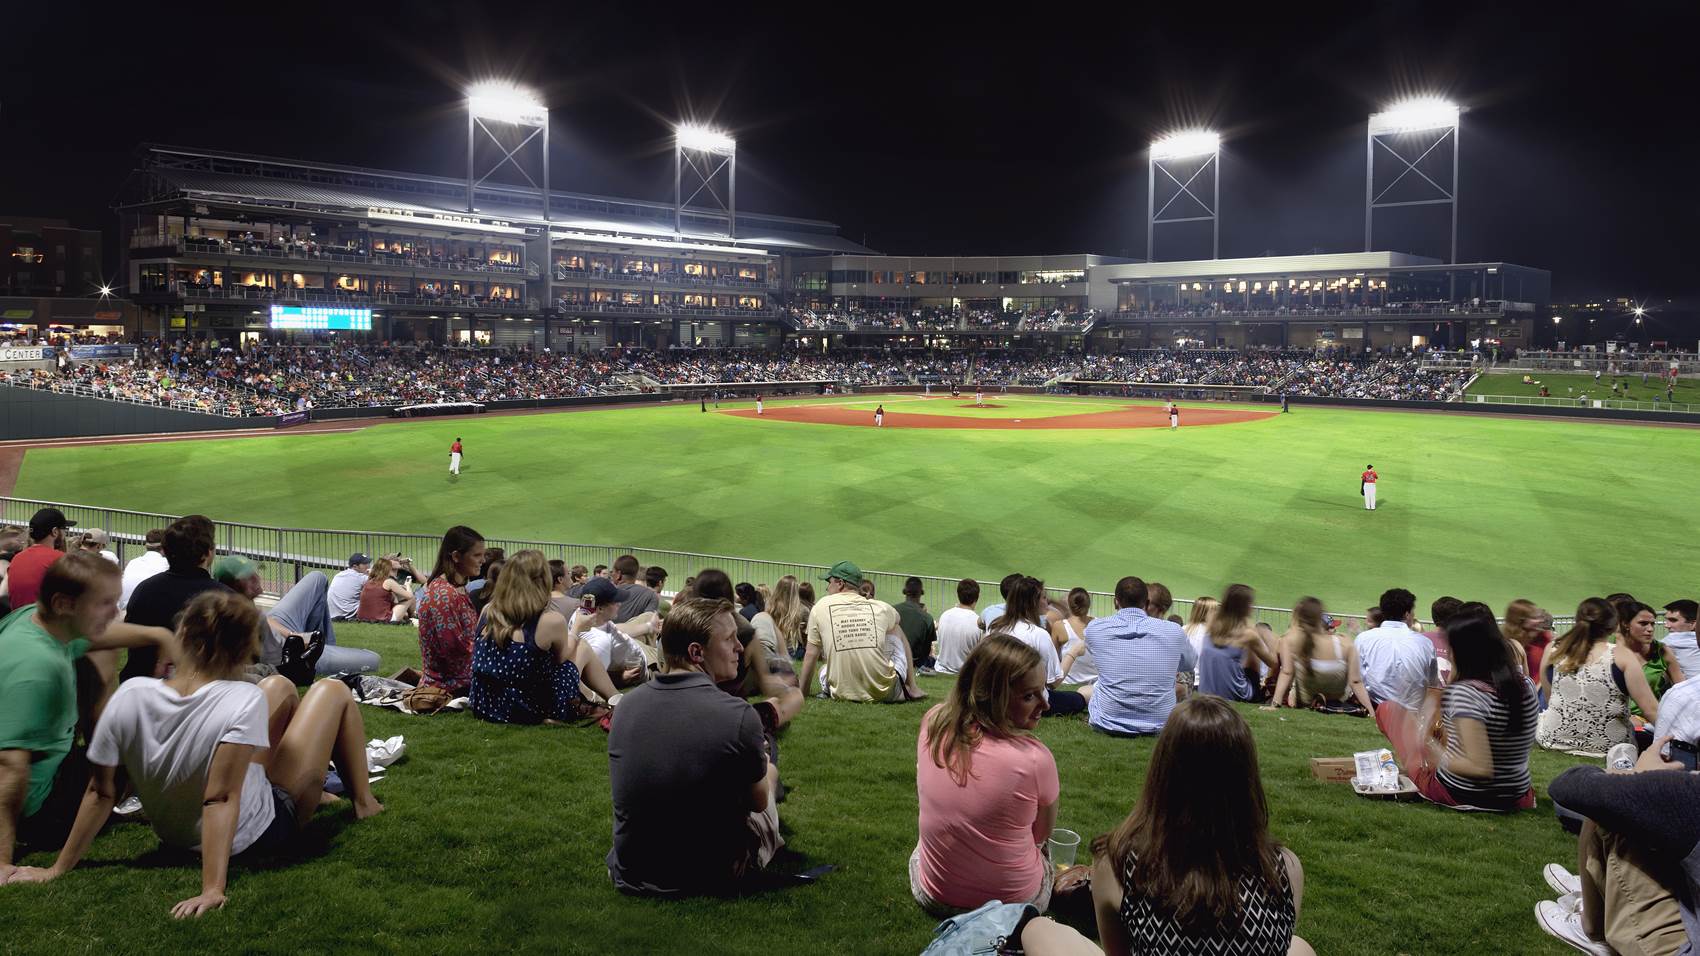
[
  {"left": 0, "top": 553, "right": 179, "bottom": 880},
  {"left": 933, "top": 578, "right": 985, "bottom": 676},
  {"left": 3, "top": 589, "right": 384, "bottom": 917},
  {"left": 1537, "top": 737, "right": 1700, "bottom": 955},
  {"left": 471, "top": 550, "right": 623, "bottom": 725},
  {"left": 1612, "top": 597, "right": 1682, "bottom": 716},
  {"left": 1180, "top": 596, "right": 1219, "bottom": 686},
  {"left": 356, "top": 556, "right": 418, "bottom": 624},
  {"left": 211, "top": 556, "right": 378, "bottom": 678},
  {"left": 911, "top": 635, "right": 1058, "bottom": 918},
  {"left": 606, "top": 598, "right": 802, "bottom": 897},
  {"left": 545, "top": 559, "right": 574, "bottom": 619},
  {"left": 1090, "top": 695, "right": 1311, "bottom": 956},
  {"left": 325, "top": 553, "right": 370, "bottom": 621},
  {"left": 75, "top": 530, "right": 118, "bottom": 565},
  {"left": 1412, "top": 603, "right": 1538, "bottom": 812},
  {"left": 415, "top": 526, "right": 485, "bottom": 697},
  {"left": 992, "top": 577, "right": 1086, "bottom": 716},
  {"left": 1197, "top": 585, "right": 1279, "bottom": 703},
  {"left": 610, "top": 554, "right": 658, "bottom": 624},
  {"left": 1056, "top": 587, "right": 1098, "bottom": 686},
  {"left": 735, "top": 582, "right": 764, "bottom": 622},
  {"left": 895, "top": 577, "right": 938, "bottom": 674},
  {"left": 1538, "top": 598, "right": 1657, "bottom": 757},
  {"left": 1503, "top": 599, "right": 1553, "bottom": 682},
  {"left": 119, "top": 528, "right": 169, "bottom": 611},
  {"left": 1082, "top": 575, "right": 1195, "bottom": 737},
  {"left": 1663, "top": 599, "right": 1700, "bottom": 679},
  {"left": 750, "top": 574, "right": 807, "bottom": 671},
  {"left": 568, "top": 576, "right": 659, "bottom": 689},
  {"left": 799, "top": 561, "right": 924, "bottom": 703},
  {"left": 1266, "top": 598, "right": 1370, "bottom": 714},
  {"left": 981, "top": 573, "right": 1022, "bottom": 629},
  {"left": 1422, "top": 595, "right": 1463, "bottom": 685},
  {"left": 121, "top": 515, "right": 231, "bottom": 683},
  {"left": 1355, "top": 588, "right": 1442, "bottom": 773}
]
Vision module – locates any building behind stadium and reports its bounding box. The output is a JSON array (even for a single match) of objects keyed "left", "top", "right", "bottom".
[{"left": 110, "top": 144, "right": 1549, "bottom": 352}]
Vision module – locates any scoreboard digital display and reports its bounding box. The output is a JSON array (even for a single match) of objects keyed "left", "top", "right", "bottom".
[{"left": 269, "top": 305, "right": 373, "bottom": 331}]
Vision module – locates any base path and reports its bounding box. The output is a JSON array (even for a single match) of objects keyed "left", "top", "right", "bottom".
[{"left": 725, "top": 403, "right": 1275, "bottom": 430}]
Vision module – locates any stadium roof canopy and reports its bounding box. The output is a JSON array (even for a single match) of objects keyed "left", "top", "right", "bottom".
[
  {"left": 1096, "top": 251, "right": 1548, "bottom": 282},
  {"left": 120, "top": 145, "right": 877, "bottom": 255}
]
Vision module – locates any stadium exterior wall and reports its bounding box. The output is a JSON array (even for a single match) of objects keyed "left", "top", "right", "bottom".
[{"left": 0, "top": 384, "right": 256, "bottom": 440}]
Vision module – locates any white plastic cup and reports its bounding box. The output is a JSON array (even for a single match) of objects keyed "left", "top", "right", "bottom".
[{"left": 1047, "top": 828, "right": 1081, "bottom": 869}]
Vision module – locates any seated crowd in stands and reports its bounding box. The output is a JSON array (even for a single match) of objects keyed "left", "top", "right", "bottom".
[
  {"left": 2, "top": 507, "right": 1695, "bottom": 955},
  {"left": 1, "top": 340, "right": 1475, "bottom": 416}
]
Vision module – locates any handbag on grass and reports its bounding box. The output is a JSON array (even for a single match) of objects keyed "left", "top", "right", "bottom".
[
  {"left": 402, "top": 685, "right": 456, "bottom": 715},
  {"left": 920, "top": 900, "right": 1040, "bottom": 956}
]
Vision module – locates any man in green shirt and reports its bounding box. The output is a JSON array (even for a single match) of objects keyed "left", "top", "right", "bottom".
[
  {"left": 894, "top": 576, "right": 939, "bottom": 675},
  {"left": 0, "top": 552, "right": 174, "bottom": 879}
]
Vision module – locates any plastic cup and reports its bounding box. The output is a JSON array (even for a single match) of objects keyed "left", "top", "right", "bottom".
[{"left": 1047, "top": 828, "right": 1081, "bottom": 869}]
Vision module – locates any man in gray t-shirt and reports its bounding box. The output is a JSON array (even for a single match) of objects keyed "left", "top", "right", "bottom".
[
  {"left": 609, "top": 554, "right": 658, "bottom": 624},
  {"left": 606, "top": 598, "right": 801, "bottom": 896}
]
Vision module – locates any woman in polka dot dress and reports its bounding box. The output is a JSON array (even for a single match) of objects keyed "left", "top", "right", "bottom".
[{"left": 471, "top": 550, "right": 623, "bottom": 725}]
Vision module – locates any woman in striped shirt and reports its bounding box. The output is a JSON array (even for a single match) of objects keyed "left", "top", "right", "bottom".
[{"left": 1415, "top": 602, "right": 1539, "bottom": 811}]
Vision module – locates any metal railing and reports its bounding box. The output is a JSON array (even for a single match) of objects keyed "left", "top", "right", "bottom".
[
  {"left": 1469, "top": 393, "right": 1700, "bottom": 414},
  {"left": 0, "top": 494, "right": 1495, "bottom": 638}
]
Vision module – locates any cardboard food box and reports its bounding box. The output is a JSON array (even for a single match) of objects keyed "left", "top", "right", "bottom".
[{"left": 1309, "top": 757, "right": 1357, "bottom": 784}]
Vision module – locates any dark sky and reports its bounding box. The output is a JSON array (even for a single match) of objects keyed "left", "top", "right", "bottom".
[{"left": 4, "top": 1, "right": 1696, "bottom": 299}]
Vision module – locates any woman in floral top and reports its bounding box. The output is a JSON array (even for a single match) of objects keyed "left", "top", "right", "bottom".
[{"left": 416, "top": 526, "right": 486, "bottom": 696}]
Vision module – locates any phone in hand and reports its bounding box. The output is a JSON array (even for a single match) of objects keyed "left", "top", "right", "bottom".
[
  {"left": 1669, "top": 738, "right": 1698, "bottom": 771},
  {"left": 581, "top": 594, "right": 597, "bottom": 614}
]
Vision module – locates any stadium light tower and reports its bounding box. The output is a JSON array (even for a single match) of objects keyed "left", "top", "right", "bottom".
[
  {"left": 1148, "top": 130, "right": 1221, "bottom": 261},
  {"left": 1366, "top": 97, "right": 1460, "bottom": 262},
  {"left": 674, "top": 123, "right": 738, "bottom": 238},
  {"left": 466, "top": 80, "right": 550, "bottom": 219}
]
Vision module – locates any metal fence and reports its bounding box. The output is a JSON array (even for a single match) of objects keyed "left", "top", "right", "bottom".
[
  {"left": 11, "top": 494, "right": 1619, "bottom": 639},
  {"left": 1469, "top": 393, "right": 1700, "bottom": 414}
]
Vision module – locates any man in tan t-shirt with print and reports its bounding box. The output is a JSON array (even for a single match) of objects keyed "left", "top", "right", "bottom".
[{"left": 799, "top": 561, "right": 925, "bottom": 703}]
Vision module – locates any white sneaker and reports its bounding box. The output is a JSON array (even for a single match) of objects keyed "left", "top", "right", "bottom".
[
  {"left": 113, "top": 796, "right": 144, "bottom": 817},
  {"left": 1544, "top": 863, "right": 1582, "bottom": 897},
  {"left": 1556, "top": 891, "right": 1582, "bottom": 913},
  {"left": 1535, "top": 900, "right": 1610, "bottom": 956}
]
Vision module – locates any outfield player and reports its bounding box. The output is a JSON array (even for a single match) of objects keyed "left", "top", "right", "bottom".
[
  {"left": 1167, "top": 402, "right": 1179, "bottom": 430},
  {"left": 756, "top": 393, "right": 764, "bottom": 416},
  {"left": 450, "top": 437, "right": 463, "bottom": 475},
  {"left": 875, "top": 404, "right": 885, "bottom": 427},
  {"left": 1361, "top": 464, "right": 1379, "bottom": 510}
]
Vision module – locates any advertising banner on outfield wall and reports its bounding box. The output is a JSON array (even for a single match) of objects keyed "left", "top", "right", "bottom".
[
  {"left": 66, "top": 345, "right": 137, "bottom": 360},
  {"left": 0, "top": 347, "right": 49, "bottom": 362},
  {"left": 276, "top": 411, "right": 310, "bottom": 429}
]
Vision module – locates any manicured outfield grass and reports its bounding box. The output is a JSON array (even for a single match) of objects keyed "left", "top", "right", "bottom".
[
  {"left": 1468, "top": 370, "right": 1697, "bottom": 402},
  {"left": 1, "top": 624, "right": 1583, "bottom": 955},
  {"left": 13, "top": 396, "right": 1688, "bottom": 613}
]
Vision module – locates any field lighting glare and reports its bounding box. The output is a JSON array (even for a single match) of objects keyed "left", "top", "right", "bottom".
[
  {"left": 1552, "top": 316, "right": 1563, "bottom": 324},
  {"left": 1632, "top": 306, "right": 1647, "bottom": 317},
  {"left": 1368, "top": 97, "right": 1460, "bottom": 134},
  {"left": 466, "top": 80, "right": 546, "bottom": 126},
  {"left": 1150, "top": 130, "right": 1220, "bottom": 160},
  {"left": 97, "top": 284, "right": 113, "bottom": 296},
  {"left": 676, "top": 123, "right": 736, "bottom": 154}
]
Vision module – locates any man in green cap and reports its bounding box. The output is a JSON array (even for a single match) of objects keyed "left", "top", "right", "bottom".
[
  {"left": 212, "top": 556, "right": 378, "bottom": 679},
  {"left": 798, "top": 561, "right": 925, "bottom": 703}
]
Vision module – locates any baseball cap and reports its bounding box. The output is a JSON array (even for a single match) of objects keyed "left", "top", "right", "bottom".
[
  {"left": 211, "top": 555, "right": 259, "bottom": 586},
  {"left": 822, "top": 560, "right": 864, "bottom": 587},
  {"left": 28, "top": 507, "right": 76, "bottom": 538},
  {"left": 349, "top": 553, "right": 372, "bottom": 567},
  {"left": 580, "top": 576, "right": 620, "bottom": 605}
]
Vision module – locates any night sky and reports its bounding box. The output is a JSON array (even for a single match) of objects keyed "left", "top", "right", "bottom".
[{"left": 4, "top": 2, "right": 1696, "bottom": 300}]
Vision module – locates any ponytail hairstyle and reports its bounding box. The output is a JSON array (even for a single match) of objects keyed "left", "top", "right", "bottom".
[
  {"left": 1447, "top": 602, "right": 1533, "bottom": 734},
  {"left": 1549, "top": 598, "right": 1617, "bottom": 674},
  {"left": 1067, "top": 587, "right": 1093, "bottom": 619},
  {"left": 175, "top": 589, "right": 263, "bottom": 677},
  {"left": 1288, "top": 597, "right": 1327, "bottom": 687}
]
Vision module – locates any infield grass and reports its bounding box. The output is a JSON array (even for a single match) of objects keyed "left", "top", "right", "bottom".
[
  {"left": 0, "top": 624, "right": 1586, "bottom": 955},
  {"left": 13, "top": 395, "right": 1692, "bottom": 614}
]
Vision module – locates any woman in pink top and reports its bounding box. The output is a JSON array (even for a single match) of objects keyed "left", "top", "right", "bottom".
[{"left": 911, "top": 634, "right": 1059, "bottom": 916}]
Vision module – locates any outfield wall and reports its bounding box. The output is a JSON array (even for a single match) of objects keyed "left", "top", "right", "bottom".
[{"left": 0, "top": 384, "right": 258, "bottom": 440}]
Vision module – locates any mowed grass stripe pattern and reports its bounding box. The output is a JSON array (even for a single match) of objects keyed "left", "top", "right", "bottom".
[
  {"left": 13, "top": 396, "right": 1686, "bottom": 612},
  {"left": 0, "top": 624, "right": 1583, "bottom": 955}
]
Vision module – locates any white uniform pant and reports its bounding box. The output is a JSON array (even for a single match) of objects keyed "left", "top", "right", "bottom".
[
  {"left": 875, "top": 414, "right": 883, "bottom": 427},
  {"left": 1365, "top": 483, "right": 1376, "bottom": 509},
  {"left": 756, "top": 401, "right": 763, "bottom": 415},
  {"left": 450, "top": 452, "right": 461, "bottom": 475}
]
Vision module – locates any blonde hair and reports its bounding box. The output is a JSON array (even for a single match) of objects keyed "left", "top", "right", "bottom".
[
  {"left": 1503, "top": 599, "right": 1541, "bottom": 641},
  {"left": 482, "top": 550, "right": 552, "bottom": 647},
  {"left": 176, "top": 589, "right": 263, "bottom": 676},
  {"left": 767, "top": 575, "right": 808, "bottom": 654},
  {"left": 1187, "top": 596, "right": 1219, "bottom": 629}
]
